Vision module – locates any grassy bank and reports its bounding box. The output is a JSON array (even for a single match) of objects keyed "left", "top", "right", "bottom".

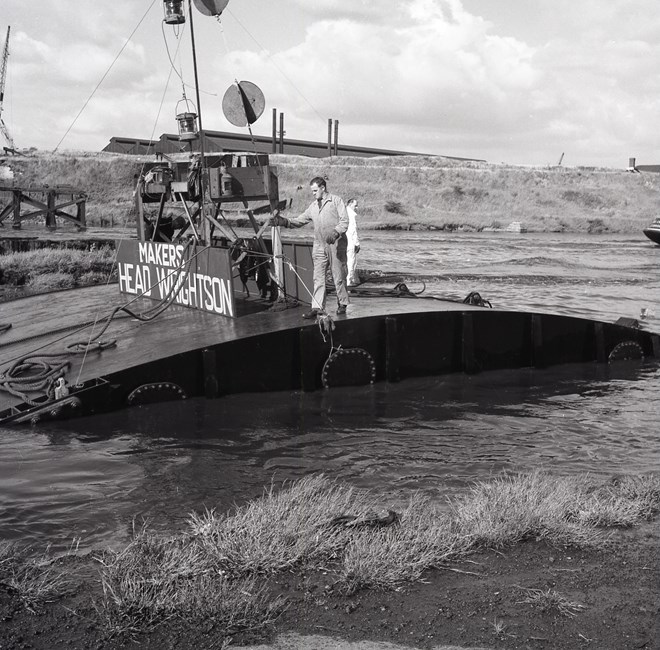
[
  {"left": 1, "top": 471, "right": 657, "bottom": 644},
  {"left": 275, "top": 155, "right": 660, "bottom": 233},
  {"left": 2, "top": 151, "right": 659, "bottom": 233},
  {"left": 0, "top": 246, "right": 117, "bottom": 295}
]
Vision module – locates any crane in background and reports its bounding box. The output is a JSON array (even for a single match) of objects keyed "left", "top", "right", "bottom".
[{"left": 1, "top": 26, "right": 17, "bottom": 153}]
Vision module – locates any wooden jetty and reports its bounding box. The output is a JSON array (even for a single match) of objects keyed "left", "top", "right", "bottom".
[
  {"left": 1, "top": 278, "right": 658, "bottom": 424},
  {"left": 0, "top": 184, "right": 87, "bottom": 231}
]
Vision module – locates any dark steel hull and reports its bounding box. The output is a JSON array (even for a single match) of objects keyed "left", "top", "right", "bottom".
[
  {"left": 643, "top": 227, "right": 660, "bottom": 245},
  {"left": 1, "top": 283, "right": 659, "bottom": 424}
]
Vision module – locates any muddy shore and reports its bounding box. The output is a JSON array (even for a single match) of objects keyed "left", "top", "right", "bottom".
[{"left": 1, "top": 523, "right": 657, "bottom": 650}]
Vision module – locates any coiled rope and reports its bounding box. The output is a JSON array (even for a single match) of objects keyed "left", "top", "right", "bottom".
[{"left": 0, "top": 241, "right": 198, "bottom": 406}]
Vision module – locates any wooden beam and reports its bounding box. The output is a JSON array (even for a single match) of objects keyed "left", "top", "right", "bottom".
[
  {"left": 1, "top": 187, "right": 87, "bottom": 230},
  {"left": 205, "top": 207, "right": 236, "bottom": 242},
  {"left": 135, "top": 179, "right": 146, "bottom": 240},
  {"left": 12, "top": 189, "right": 20, "bottom": 229},
  {"left": 46, "top": 190, "right": 56, "bottom": 229},
  {"left": 0, "top": 201, "right": 13, "bottom": 223}
]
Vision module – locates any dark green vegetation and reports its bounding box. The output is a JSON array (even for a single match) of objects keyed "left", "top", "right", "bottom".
[
  {"left": 2, "top": 150, "right": 659, "bottom": 233},
  {"left": 0, "top": 472, "right": 658, "bottom": 649}
]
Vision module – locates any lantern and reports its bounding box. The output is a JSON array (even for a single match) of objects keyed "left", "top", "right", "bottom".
[
  {"left": 163, "top": 0, "right": 186, "bottom": 24},
  {"left": 176, "top": 98, "right": 198, "bottom": 141}
]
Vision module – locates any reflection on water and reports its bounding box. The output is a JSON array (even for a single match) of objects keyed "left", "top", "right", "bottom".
[
  {"left": 0, "top": 232, "right": 659, "bottom": 552},
  {"left": 1, "top": 362, "right": 658, "bottom": 552}
]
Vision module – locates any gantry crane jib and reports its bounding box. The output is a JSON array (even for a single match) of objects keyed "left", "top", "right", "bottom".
[
  {"left": 1, "top": 27, "right": 10, "bottom": 107},
  {"left": 1, "top": 25, "right": 16, "bottom": 151}
]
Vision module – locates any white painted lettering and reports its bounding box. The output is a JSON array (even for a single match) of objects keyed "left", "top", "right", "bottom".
[
  {"left": 187, "top": 272, "right": 198, "bottom": 306},
  {"left": 220, "top": 278, "right": 233, "bottom": 317},
  {"left": 134, "top": 264, "right": 145, "bottom": 295},
  {"left": 174, "top": 245, "right": 184, "bottom": 267},
  {"left": 138, "top": 242, "right": 149, "bottom": 263},
  {"left": 154, "top": 266, "right": 171, "bottom": 299},
  {"left": 210, "top": 277, "right": 225, "bottom": 314},
  {"left": 203, "top": 275, "right": 213, "bottom": 311},
  {"left": 118, "top": 262, "right": 134, "bottom": 293}
]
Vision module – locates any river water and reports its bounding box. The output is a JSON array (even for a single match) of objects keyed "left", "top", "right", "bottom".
[{"left": 1, "top": 232, "right": 659, "bottom": 552}]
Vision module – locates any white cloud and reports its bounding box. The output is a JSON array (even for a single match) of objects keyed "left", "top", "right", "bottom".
[{"left": 2, "top": 0, "right": 659, "bottom": 165}]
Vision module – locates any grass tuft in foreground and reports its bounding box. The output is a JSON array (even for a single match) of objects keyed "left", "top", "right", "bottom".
[
  {"left": 96, "top": 522, "right": 284, "bottom": 638},
  {"left": 338, "top": 494, "right": 470, "bottom": 593},
  {"left": 0, "top": 541, "right": 71, "bottom": 613},
  {"left": 7, "top": 471, "right": 659, "bottom": 639},
  {"left": 188, "top": 475, "right": 388, "bottom": 576},
  {"left": 449, "top": 470, "right": 660, "bottom": 549},
  {"left": 516, "top": 586, "right": 586, "bottom": 618},
  {"left": 95, "top": 471, "right": 659, "bottom": 636}
]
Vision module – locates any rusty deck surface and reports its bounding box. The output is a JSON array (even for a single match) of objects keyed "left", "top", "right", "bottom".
[{"left": 0, "top": 284, "right": 479, "bottom": 413}]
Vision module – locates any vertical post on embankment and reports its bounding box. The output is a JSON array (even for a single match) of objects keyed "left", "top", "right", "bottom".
[
  {"left": 279, "top": 112, "right": 284, "bottom": 153},
  {"left": 272, "top": 108, "right": 277, "bottom": 153},
  {"left": 333, "top": 119, "right": 339, "bottom": 156},
  {"left": 327, "top": 119, "right": 332, "bottom": 157}
]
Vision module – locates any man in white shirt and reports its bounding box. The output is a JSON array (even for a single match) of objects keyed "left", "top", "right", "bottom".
[{"left": 345, "top": 198, "right": 360, "bottom": 287}]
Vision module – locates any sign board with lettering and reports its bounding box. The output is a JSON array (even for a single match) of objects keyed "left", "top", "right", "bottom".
[{"left": 115, "top": 240, "right": 236, "bottom": 318}]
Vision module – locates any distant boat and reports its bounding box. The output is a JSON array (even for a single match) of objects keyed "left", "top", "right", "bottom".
[
  {"left": 505, "top": 221, "right": 527, "bottom": 233},
  {"left": 643, "top": 217, "right": 660, "bottom": 245},
  {"left": 482, "top": 221, "right": 527, "bottom": 233}
]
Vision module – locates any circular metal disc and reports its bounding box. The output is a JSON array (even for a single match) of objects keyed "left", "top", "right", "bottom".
[
  {"left": 222, "top": 81, "right": 265, "bottom": 127},
  {"left": 192, "top": 0, "right": 229, "bottom": 17}
]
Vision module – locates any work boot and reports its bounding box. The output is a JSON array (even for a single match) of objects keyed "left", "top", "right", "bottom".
[
  {"left": 336, "top": 304, "right": 347, "bottom": 315},
  {"left": 302, "top": 309, "right": 320, "bottom": 319}
]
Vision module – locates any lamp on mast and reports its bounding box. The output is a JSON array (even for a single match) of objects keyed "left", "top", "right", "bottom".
[
  {"left": 163, "top": 0, "right": 186, "bottom": 25},
  {"left": 175, "top": 95, "right": 198, "bottom": 141}
]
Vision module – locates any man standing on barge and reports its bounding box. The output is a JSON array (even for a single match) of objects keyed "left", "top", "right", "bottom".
[{"left": 270, "top": 176, "right": 350, "bottom": 318}]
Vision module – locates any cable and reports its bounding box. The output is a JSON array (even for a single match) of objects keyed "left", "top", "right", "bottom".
[
  {"left": 225, "top": 8, "right": 327, "bottom": 125},
  {"left": 53, "top": 0, "right": 159, "bottom": 152},
  {"left": 161, "top": 16, "right": 217, "bottom": 97},
  {"left": 78, "top": 45, "right": 181, "bottom": 374},
  {"left": 0, "top": 241, "right": 200, "bottom": 403},
  {"left": 161, "top": 19, "right": 187, "bottom": 88}
]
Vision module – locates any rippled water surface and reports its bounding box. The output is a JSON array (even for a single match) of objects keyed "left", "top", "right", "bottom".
[{"left": 1, "top": 232, "right": 659, "bottom": 551}]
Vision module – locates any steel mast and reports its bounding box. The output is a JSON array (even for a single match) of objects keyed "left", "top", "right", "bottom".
[{"left": 0, "top": 26, "right": 16, "bottom": 151}]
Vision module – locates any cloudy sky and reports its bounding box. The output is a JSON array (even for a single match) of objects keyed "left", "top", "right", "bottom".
[{"left": 1, "top": 0, "right": 658, "bottom": 167}]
